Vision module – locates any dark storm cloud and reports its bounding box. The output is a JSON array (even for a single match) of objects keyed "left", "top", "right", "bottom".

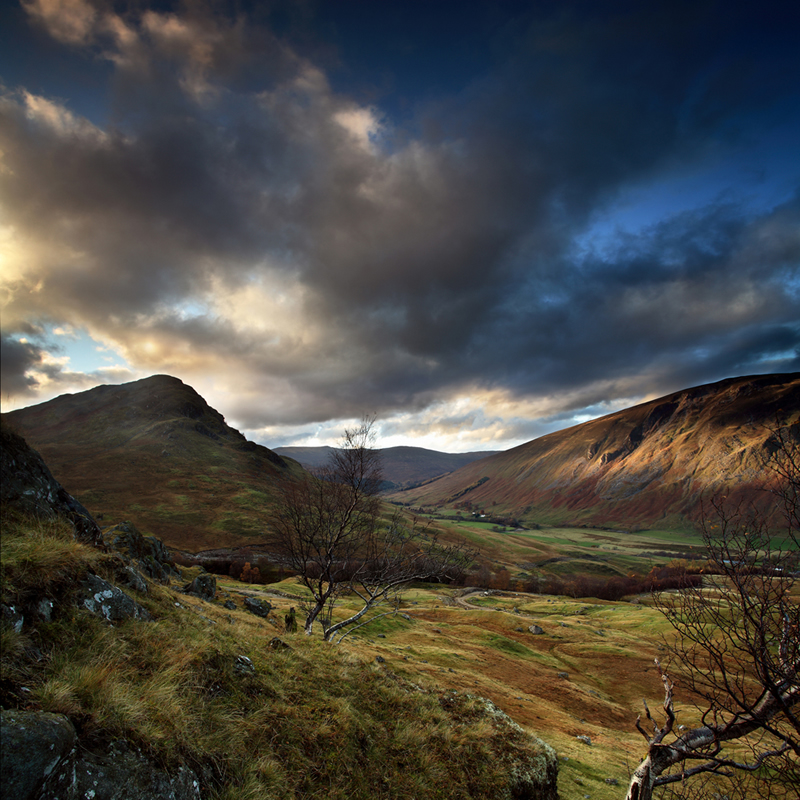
[
  {"left": 1, "top": 0, "right": 798, "bottom": 437},
  {"left": 0, "top": 335, "right": 44, "bottom": 397}
]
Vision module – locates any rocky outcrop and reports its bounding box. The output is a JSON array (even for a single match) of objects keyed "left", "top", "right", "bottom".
[
  {"left": 0, "top": 709, "right": 202, "bottom": 800},
  {"left": 103, "top": 521, "right": 179, "bottom": 583},
  {"left": 77, "top": 574, "right": 153, "bottom": 622},
  {"left": 0, "top": 421, "right": 104, "bottom": 548},
  {"left": 183, "top": 574, "right": 217, "bottom": 601}
]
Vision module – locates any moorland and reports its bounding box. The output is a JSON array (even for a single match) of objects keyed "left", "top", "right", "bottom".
[{"left": 2, "top": 371, "right": 799, "bottom": 799}]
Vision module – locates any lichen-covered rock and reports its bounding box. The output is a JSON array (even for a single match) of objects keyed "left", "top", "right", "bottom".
[
  {"left": 233, "top": 655, "right": 256, "bottom": 676},
  {"left": 75, "top": 739, "right": 202, "bottom": 800},
  {"left": 0, "top": 710, "right": 203, "bottom": 800},
  {"left": 0, "top": 422, "right": 104, "bottom": 548},
  {"left": 183, "top": 574, "right": 217, "bottom": 601},
  {"left": 103, "top": 521, "right": 179, "bottom": 583},
  {"left": 2, "top": 603, "right": 24, "bottom": 633},
  {"left": 77, "top": 574, "right": 153, "bottom": 622},
  {"left": 242, "top": 596, "right": 271, "bottom": 618},
  {"left": 0, "top": 708, "right": 77, "bottom": 800}
]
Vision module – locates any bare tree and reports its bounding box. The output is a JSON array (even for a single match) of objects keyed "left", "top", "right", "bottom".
[
  {"left": 270, "top": 418, "right": 474, "bottom": 640},
  {"left": 625, "top": 421, "right": 800, "bottom": 800}
]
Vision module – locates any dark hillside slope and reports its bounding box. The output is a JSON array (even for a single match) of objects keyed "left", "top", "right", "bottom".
[
  {"left": 393, "top": 373, "right": 800, "bottom": 530},
  {"left": 3, "top": 375, "right": 301, "bottom": 551},
  {"left": 275, "top": 445, "right": 500, "bottom": 491}
]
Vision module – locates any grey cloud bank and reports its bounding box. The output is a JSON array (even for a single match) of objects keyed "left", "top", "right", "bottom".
[{"left": 1, "top": 0, "right": 798, "bottom": 450}]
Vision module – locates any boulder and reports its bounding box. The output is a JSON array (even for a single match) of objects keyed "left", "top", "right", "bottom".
[
  {"left": 75, "top": 740, "right": 202, "bottom": 800},
  {"left": 183, "top": 574, "right": 217, "bottom": 601},
  {"left": 0, "top": 709, "right": 77, "bottom": 800},
  {"left": 78, "top": 574, "right": 153, "bottom": 622},
  {"left": 0, "top": 709, "right": 203, "bottom": 800},
  {"left": 242, "top": 596, "right": 271, "bottom": 618},
  {"left": 2, "top": 603, "right": 24, "bottom": 633},
  {"left": 528, "top": 625, "right": 544, "bottom": 635},
  {"left": 103, "top": 521, "right": 179, "bottom": 583}
]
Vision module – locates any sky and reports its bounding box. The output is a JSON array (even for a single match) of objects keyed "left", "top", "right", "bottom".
[{"left": 1, "top": 0, "right": 799, "bottom": 452}]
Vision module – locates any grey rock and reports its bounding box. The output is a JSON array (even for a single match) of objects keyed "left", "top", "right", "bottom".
[
  {"left": 1, "top": 710, "right": 203, "bottom": 800},
  {"left": 117, "top": 565, "right": 149, "bottom": 594},
  {"left": 268, "top": 637, "right": 291, "bottom": 650},
  {"left": 529, "top": 625, "right": 544, "bottom": 635},
  {"left": 233, "top": 655, "right": 255, "bottom": 676},
  {"left": 103, "top": 521, "right": 179, "bottom": 583},
  {"left": 76, "top": 739, "right": 202, "bottom": 800},
  {"left": 557, "top": 672, "right": 569, "bottom": 679},
  {"left": 78, "top": 574, "right": 153, "bottom": 622},
  {"left": 242, "top": 596, "right": 271, "bottom": 618},
  {"left": 2, "top": 603, "right": 24, "bottom": 633},
  {"left": 0, "top": 708, "right": 77, "bottom": 800},
  {"left": 576, "top": 734, "right": 592, "bottom": 745},
  {"left": 35, "top": 598, "right": 54, "bottom": 622},
  {"left": 183, "top": 574, "right": 217, "bottom": 601},
  {"left": 223, "top": 600, "right": 237, "bottom": 610}
]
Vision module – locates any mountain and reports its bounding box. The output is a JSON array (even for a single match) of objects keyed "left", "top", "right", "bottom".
[
  {"left": 2, "top": 375, "right": 301, "bottom": 551},
  {"left": 274, "top": 445, "right": 500, "bottom": 491},
  {"left": 391, "top": 373, "right": 800, "bottom": 530}
]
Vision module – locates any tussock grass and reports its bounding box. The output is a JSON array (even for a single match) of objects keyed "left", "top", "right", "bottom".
[{"left": 2, "top": 512, "right": 555, "bottom": 800}]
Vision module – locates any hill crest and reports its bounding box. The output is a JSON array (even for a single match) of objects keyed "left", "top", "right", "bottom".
[
  {"left": 3, "top": 375, "right": 297, "bottom": 551},
  {"left": 392, "top": 373, "right": 800, "bottom": 530}
]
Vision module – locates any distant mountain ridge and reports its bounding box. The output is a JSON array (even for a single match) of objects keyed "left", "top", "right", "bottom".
[
  {"left": 274, "top": 445, "right": 500, "bottom": 491},
  {"left": 3, "top": 375, "right": 301, "bottom": 551},
  {"left": 392, "top": 373, "right": 800, "bottom": 530}
]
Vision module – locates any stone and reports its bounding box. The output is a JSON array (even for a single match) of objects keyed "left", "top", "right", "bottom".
[
  {"left": 242, "top": 596, "right": 271, "bottom": 618},
  {"left": 117, "top": 565, "right": 149, "bottom": 594},
  {"left": 75, "top": 739, "right": 202, "bottom": 800},
  {"left": 268, "top": 637, "right": 291, "bottom": 650},
  {"left": 529, "top": 625, "right": 544, "bottom": 635},
  {"left": 1, "top": 709, "right": 203, "bottom": 800},
  {"left": 0, "top": 708, "right": 77, "bottom": 800},
  {"left": 233, "top": 655, "right": 255, "bottom": 676},
  {"left": 3, "top": 603, "right": 24, "bottom": 633},
  {"left": 78, "top": 574, "right": 153, "bottom": 623},
  {"left": 576, "top": 734, "right": 592, "bottom": 745},
  {"left": 183, "top": 574, "right": 217, "bottom": 601},
  {"left": 104, "top": 521, "right": 179, "bottom": 583},
  {"left": 35, "top": 598, "right": 54, "bottom": 622},
  {"left": 223, "top": 600, "right": 237, "bottom": 610}
]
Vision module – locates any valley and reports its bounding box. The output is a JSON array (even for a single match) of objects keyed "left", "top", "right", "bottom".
[{"left": 2, "top": 372, "right": 799, "bottom": 799}]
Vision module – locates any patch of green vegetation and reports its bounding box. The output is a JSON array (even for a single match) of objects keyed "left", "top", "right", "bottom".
[{"left": 485, "top": 634, "right": 536, "bottom": 658}]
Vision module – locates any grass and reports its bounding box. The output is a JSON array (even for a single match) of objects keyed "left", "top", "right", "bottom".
[
  {"left": 7, "top": 507, "right": 794, "bottom": 800},
  {"left": 1, "top": 511, "right": 559, "bottom": 800}
]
